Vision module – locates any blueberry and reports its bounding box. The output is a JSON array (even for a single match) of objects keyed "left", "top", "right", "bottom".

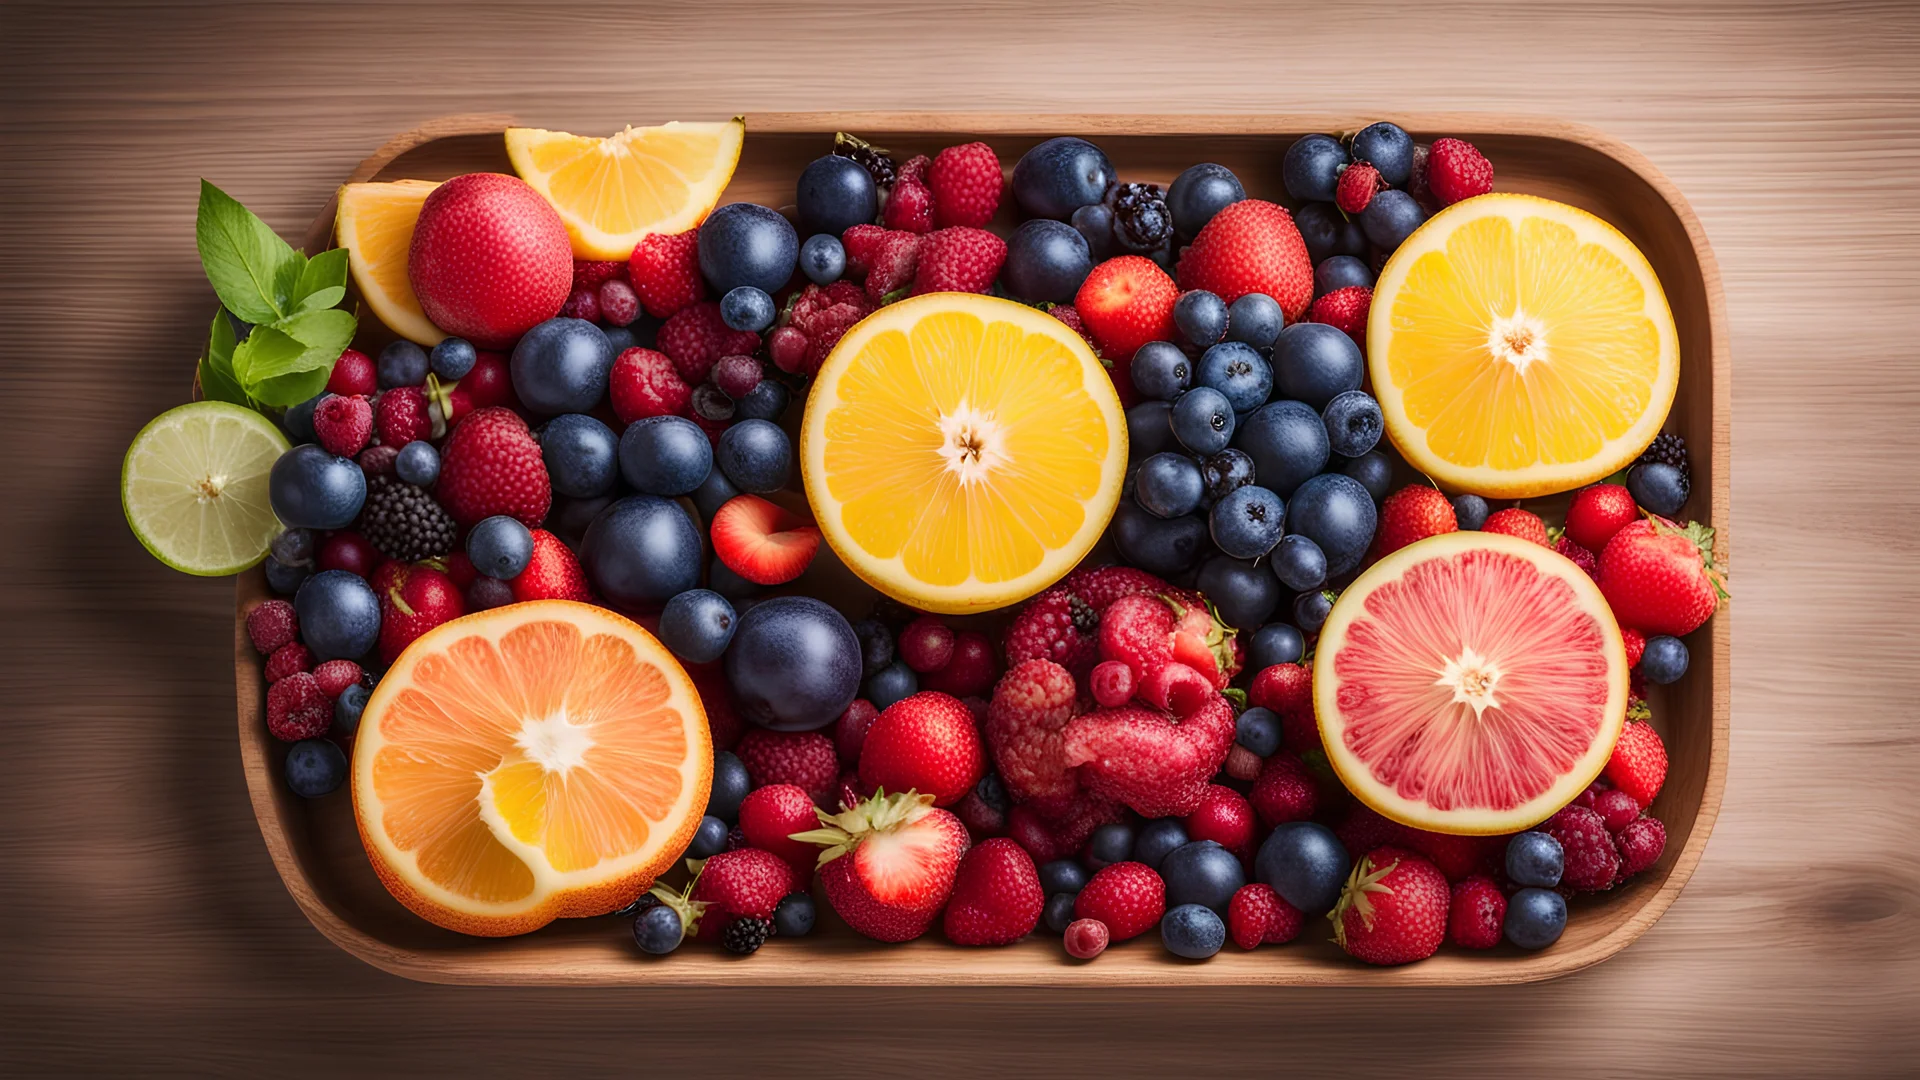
[
  {"left": 698, "top": 202, "right": 799, "bottom": 295},
  {"left": 1196, "top": 554, "right": 1280, "bottom": 630},
  {"left": 1351, "top": 122, "right": 1415, "bottom": 187},
  {"left": 1044, "top": 893, "right": 1078, "bottom": 934},
  {"left": 1504, "top": 887, "right": 1569, "bottom": 950},
  {"left": 1129, "top": 341, "right": 1191, "bottom": 403},
  {"left": 1641, "top": 634, "right": 1690, "bottom": 684},
  {"left": 1293, "top": 589, "right": 1335, "bottom": 633},
  {"left": 603, "top": 326, "right": 636, "bottom": 354},
  {"left": 1167, "top": 163, "right": 1246, "bottom": 240},
  {"left": 1294, "top": 201, "right": 1369, "bottom": 264},
  {"left": 466, "top": 515, "right": 535, "bottom": 579},
  {"left": 1313, "top": 254, "right": 1375, "bottom": 298},
  {"left": 549, "top": 494, "right": 614, "bottom": 548},
  {"left": 333, "top": 682, "right": 369, "bottom": 734},
  {"left": 1285, "top": 472, "right": 1378, "bottom": 575},
  {"left": 708, "top": 559, "right": 764, "bottom": 603},
  {"left": 1196, "top": 341, "right": 1273, "bottom": 413},
  {"left": 377, "top": 340, "right": 429, "bottom": 388},
  {"left": 734, "top": 379, "right": 790, "bottom": 423},
  {"left": 1321, "top": 390, "right": 1384, "bottom": 458},
  {"left": 1126, "top": 401, "right": 1176, "bottom": 464},
  {"left": 1506, "top": 831, "right": 1565, "bottom": 888},
  {"left": 1255, "top": 820, "right": 1350, "bottom": 915},
  {"left": 385, "top": 441, "right": 435, "bottom": 489},
  {"left": 715, "top": 418, "right": 792, "bottom": 494},
  {"left": 1003, "top": 219, "right": 1093, "bottom": 304},
  {"left": 294, "top": 569, "right": 381, "bottom": 661},
  {"left": 852, "top": 616, "right": 894, "bottom": 676},
  {"left": 660, "top": 588, "right": 738, "bottom": 664},
  {"left": 467, "top": 576, "right": 515, "bottom": 611},
  {"left": 1235, "top": 706, "right": 1283, "bottom": 757},
  {"left": 539, "top": 413, "right": 619, "bottom": 499},
  {"left": 974, "top": 772, "right": 1011, "bottom": 813},
  {"left": 1274, "top": 322, "right": 1365, "bottom": 409},
  {"left": 263, "top": 555, "right": 310, "bottom": 595},
  {"left": 795, "top": 154, "right": 879, "bottom": 238},
  {"left": 1235, "top": 400, "right": 1328, "bottom": 498},
  {"left": 633, "top": 903, "right": 685, "bottom": 955},
  {"left": 707, "top": 750, "right": 750, "bottom": 822},
  {"left": 1360, "top": 189, "right": 1427, "bottom": 253},
  {"left": 511, "top": 317, "right": 614, "bottom": 415},
  {"left": 864, "top": 659, "right": 918, "bottom": 712},
  {"left": 1110, "top": 502, "right": 1209, "bottom": 577},
  {"left": 284, "top": 738, "right": 348, "bottom": 798},
  {"left": 1161, "top": 840, "right": 1246, "bottom": 916},
  {"left": 1040, "top": 860, "right": 1090, "bottom": 896},
  {"left": 619, "top": 415, "right": 713, "bottom": 497},
  {"left": 1198, "top": 448, "right": 1256, "bottom": 507},
  {"left": 1135, "top": 452, "right": 1206, "bottom": 519},
  {"left": 1070, "top": 203, "right": 1116, "bottom": 262},
  {"left": 1225, "top": 292, "right": 1284, "bottom": 349},
  {"left": 1246, "top": 623, "right": 1306, "bottom": 670},
  {"left": 270, "top": 527, "right": 315, "bottom": 568},
  {"left": 1171, "top": 387, "right": 1236, "bottom": 455},
  {"left": 282, "top": 393, "right": 322, "bottom": 444},
  {"left": 1210, "top": 484, "right": 1285, "bottom": 559},
  {"left": 429, "top": 337, "right": 477, "bottom": 380},
  {"left": 1011, "top": 137, "right": 1115, "bottom": 220},
  {"left": 1271, "top": 533, "right": 1328, "bottom": 591},
  {"left": 1628, "top": 462, "right": 1689, "bottom": 517},
  {"left": 1451, "top": 493, "right": 1490, "bottom": 530},
  {"left": 1342, "top": 449, "right": 1395, "bottom": 503},
  {"left": 1160, "top": 903, "right": 1227, "bottom": 959},
  {"left": 774, "top": 892, "right": 817, "bottom": 938},
  {"left": 270, "top": 444, "right": 366, "bottom": 530},
  {"left": 720, "top": 286, "right": 777, "bottom": 334},
  {"left": 1282, "top": 134, "right": 1349, "bottom": 204},
  {"left": 800, "top": 233, "right": 847, "bottom": 285},
  {"left": 1132, "top": 818, "right": 1190, "bottom": 872},
  {"left": 1086, "top": 823, "right": 1137, "bottom": 870},
  {"left": 1174, "top": 290, "right": 1229, "bottom": 349},
  {"left": 581, "top": 495, "right": 704, "bottom": 607},
  {"left": 688, "top": 814, "right": 730, "bottom": 859},
  {"left": 725, "top": 596, "right": 861, "bottom": 732}
]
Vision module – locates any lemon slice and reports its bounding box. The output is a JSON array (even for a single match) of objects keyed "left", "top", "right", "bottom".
[
  {"left": 1369, "top": 193, "right": 1680, "bottom": 498},
  {"left": 505, "top": 119, "right": 745, "bottom": 260},
  {"left": 336, "top": 179, "right": 444, "bottom": 345},
  {"left": 122, "top": 401, "right": 289, "bottom": 575}
]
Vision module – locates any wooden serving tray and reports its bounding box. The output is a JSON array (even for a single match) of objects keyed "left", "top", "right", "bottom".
[{"left": 235, "top": 113, "right": 1729, "bottom": 986}]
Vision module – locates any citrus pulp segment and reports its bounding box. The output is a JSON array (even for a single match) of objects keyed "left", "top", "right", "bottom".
[
  {"left": 505, "top": 119, "right": 745, "bottom": 260},
  {"left": 121, "top": 401, "right": 289, "bottom": 575},
  {"left": 335, "top": 179, "right": 444, "bottom": 345}
]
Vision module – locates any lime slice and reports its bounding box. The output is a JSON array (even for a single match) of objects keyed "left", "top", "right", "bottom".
[{"left": 122, "top": 401, "right": 290, "bottom": 575}]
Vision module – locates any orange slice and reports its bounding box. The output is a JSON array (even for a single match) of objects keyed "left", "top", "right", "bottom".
[
  {"left": 505, "top": 120, "right": 744, "bottom": 260},
  {"left": 351, "top": 600, "right": 710, "bottom": 936},
  {"left": 335, "top": 179, "right": 444, "bottom": 346}
]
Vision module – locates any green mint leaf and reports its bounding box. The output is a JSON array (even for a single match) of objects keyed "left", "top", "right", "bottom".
[
  {"left": 196, "top": 307, "right": 249, "bottom": 406},
  {"left": 195, "top": 180, "right": 300, "bottom": 324},
  {"left": 250, "top": 365, "right": 333, "bottom": 409},
  {"left": 273, "top": 250, "right": 307, "bottom": 317},
  {"left": 293, "top": 286, "right": 347, "bottom": 314},
  {"left": 229, "top": 324, "right": 305, "bottom": 388},
  {"left": 275, "top": 308, "right": 357, "bottom": 361},
  {"left": 234, "top": 309, "right": 356, "bottom": 406},
  {"left": 294, "top": 247, "right": 350, "bottom": 301}
]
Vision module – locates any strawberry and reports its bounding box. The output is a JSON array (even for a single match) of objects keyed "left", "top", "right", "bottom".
[
  {"left": 408, "top": 173, "right": 571, "bottom": 349},
  {"left": 834, "top": 698, "right": 880, "bottom": 766},
  {"left": 1615, "top": 815, "right": 1667, "bottom": 876},
  {"left": 1427, "top": 138, "right": 1495, "bottom": 206},
  {"left": 710, "top": 494, "right": 822, "bottom": 586},
  {"left": 1176, "top": 199, "right": 1314, "bottom": 321},
  {"left": 1621, "top": 626, "right": 1647, "bottom": 669},
  {"left": 509, "top": 528, "right": 590, "bottom": 602},
  {"left": 1604, "top": 719, "right": 1669, "bottom": 807},
  {"left": 1182, "top": 784, "right": 1257, "bottom": 859},
  {"left": 738, "top": 783, "right": 821, "bottom": 875},
  {"left": 1005, "top": 797, "right": 1123, "bottom": 864},
  {"left": 1335, "top": 161, "right": 1386, "bottom": 214},
  {"left": 1098, "top": 593, "right": 1239, "bottom": 691},
  {"left": 657, "top": 301, "right": 760, "bottom": 385},
  {"left": 1062, "top": 682, "right": 1235, "bottom": 817},
  {"left": 858, "top": 691, "right": 987, "bottom": 807},
  {"left": 1249, "top": 751, "right": 1319, "bottom": 827},
  {"left": 313, "top": 394, "right": 372, "bottom": 457},
  {"left": 1065, "top": 564, "right": 1174, "bottom": 610},
  {"left": 1448, "top": 875, "right": 1506, "bottom": 949},
  {"left": 912, "top": 226, "right": 1006, "bottom": 295},
  {"left": 1228, "top": 883, "right": 1304, "bottom": 949},
  {"left": 840, "top": 223, "right": 892, "bottom": 278},
  {"left": 374, "top": 385, "right": 430, "bottom": 448},
  {"left": 927, "top": 142, "right": 1003, "bottom": 229},
  {"left": 1374, "top": 485, "right": 1458, "bottom": 556},
  {"left": 1564, "top": 483, "right": 1639, "bottom": 553},
  {"left": 1074, "top": 255, "right": 1178, "bottom": 363},
  {"left": 1598, "top": 517, "right": 1727, "bottom": 636},
  {"left": 608, "top": 346, "right": 691, "bottom": 423},
  {"left": 863, "top": 229, "right": 924, "bottom": 302},
  {"left": 1330, "top": 846, "right": 1450, "bottom": 965},
  {"left": 374, "top": 560, "right": 466, "bottom": 664},
  {"left": 435, "top": 407, "right": 551, "bottom": 529},
  {"left": 1249, "top": 661, "right": 1312, "bottom": 718},
  {"left": 1483, "top": 507, "right": 1548, "bottom": 545},
  {"left": 792, "top": 790, "right": 970, "bottom": 942},
  {"left": 941, "top": 837, "right": 1043, "bottom": 945},
  {"left": 1073, "top": 861, "right": 1165, "bottom": 941},
  {"left": 985, "top": 659, "right": 1082, "bottom": 812},
  {"left": 736, "top": 728, "right": 839, "bottom": 806},
  {"left": 628, "top": 229, "right": 705, "bottom": 319},
  {"left": 688, "top": 847, "right": 793, "bottom": 940},
  {"left": 882, "top": 154, "right": 933, "bottom": 233},
  {"left": 920, "top": 631, "right": 1001, "bottom": 697},
  {"left": 1307, "top": 285, "right": 1371, "bottom": 349},
  {"left": 1543, "top": 805, "right": 1621, "bottom": 891}
]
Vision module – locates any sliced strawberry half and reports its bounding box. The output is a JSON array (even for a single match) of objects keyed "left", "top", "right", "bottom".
[{"left": 711, "top": 494, "right": 822, "bottom": 586}]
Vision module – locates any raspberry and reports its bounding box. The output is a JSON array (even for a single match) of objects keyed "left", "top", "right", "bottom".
[
  {"left": 786, "top": 280, "right": 877, "bottom": 374},
  {"left": 713, "top": 354, "right": 763, "bottom": 400},
  {"left": 767, "top": 325, "right": 810, "bottom": 374},
  {"left": 1307, "top": 285, "right": 1371, "bottom": 349},
  {"left": 609, "top": 346, "right": 692, "bottom": 423},
  {"left": 1063, "top": 917, "right": 1110, "bottom": 960},
  {"left": 1048, "top": 303, "right": 1096, "bottom": 347},
  {"left": 312, "top": 394, "right": 372, "bottom": 457},
  {"left": 1615, "top": 815, "right": 1667, "bottom": 876},
  {"left": 1228, "top": 883, "right": 1304, "bottom": 949},
  {"left": 374, "top": 385, "right": 430, "bottom": 447},
  {"left": 1073, "top": 861, "right": 1165, "bottom": 941},
  {"left": 834, "top": 698, "right": 880, "bottom": 765},
  {"left": 598, "top": 278, "right": 640, "bottom": 327},
  {"left": 1448, "top": 876, "right": 1506, "bottom": 949},
  {"left": 1483, "top": 507, "right": 1549, "bottom": 546},
  {"left": 883, "top": 154, "right": 933, "bottom": 233},
  {"left": 861, "top": 231, "right": 923, "bottom": 303},
  {"left": 912, "top": 227, "right": 1007, "bottom": 295},
  {"left": 264, "top": 641, "right": 313, "bottom": 683},
  {"left": 1182, "top": 784, "right": 1256, "bottom": 859},
  {"left": 1572, "top": 776, "right": 1611, "bottom": 811},
  {"left": 1223, "top": 744, "right": 1263, "bottom": 781},
  {"left": 246, "top": 599, "right": 299, "bottom": 654},
  {"left": 628, "top": 229, "right": 705, "bottom": 319},
  {"left": 921, "top": 631, "right": 1000, "bottom": 699},
  {"left": 1335, "top": 161, "right": 1386, "bottom": 214},
  {"left": 898, "top": 616, "right": 956, "bottom": 673},
  {"left": 572, "top": 259, "right": 625, "bottom": 288},
  {"left": 1621, "top": 627, "right": 1647, "bottom": 669},
  {"left": 1426, "top": 138, "right": 1495, "bottom": 206},
  {"left": 1004, "top": 588, "right": 1100, "bottom": 676},
  {"left": 1249, "top": 751, "right": 1318, "bottom": 827},
  {"left": 311, "top": 659, "right": 362, "bottom": 699},
  {"left": 1555, "top": 535, "right": 1600, "bottom": 579},
  {"left": 657, "top": 302, "right": 760, "bottom": 385},
  {"left": 927, "top": 142, "right": 1003, "bottom": 229},
  {"left": 985, "top": 659, "right": 1082, "bottom": 810},
  {"left": 841, "top": 224, "right": 891, "bottom": 278},
  {"left": 266, "top": 672, "right": 330, "bottom": 741},
  {"left": 1542, "top": 805, "right": 1622, "bottom": 891},
  {"left": 1592, "top": 787, "right": 1642, "bottom": 832},
  {"left": 560, "top": 283, "right": 601, "bottom": 323},
  {"left": 1089, "top": 660, "right": 1134, "bottom": 708},
  {"left": 327, "top": 348, "right": 377, "bottom": 397},
  {"left": 735, "top": 729, "right": 838, "bottom": 805}
]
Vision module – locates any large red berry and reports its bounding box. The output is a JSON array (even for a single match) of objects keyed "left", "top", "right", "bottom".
[
  {"left": 509, "top": 528, "right": 591, "bottom": 602},
  {"left": 1426, "top": 138, "right": 1495, "bottom": 206},
  {"left": 1592, "top": 787, "right": 1643, "bottom": 832},
  {"left": 1003, "top": 587, "right": 1101, "bottom": 677},
  {"left": 1097, "top": 593, "right": 1238, "bottom": 691},
  {"left": 1598, "top": 517, "right": 1726, "bottom": 637},
  {"left": 264, "top": 641, "right": 313, "bottom": 683},
  {"left": 919, "top": 630, "right": 1000, "bottom": 697},
  {"left": 1374, "top": 485, "right": 1458, "bottom": 556},
  {"left": 265, "top": 672, "right": 330, "bottom": 742},
  {"left": 1074, "top": 861, "right": 1165, "bottom": 942},
  {"left": 1542, "top": 805, "right": 1622, "bottom": 891},
  {"left": 1228, "top": 883, "right": 1303, "bottom": 949},
  {"left": 738, "top": 783, "right": 822, "bottom": 873},
  {"left": 1075, "top": 255, "right": 1178, "bottom": 362},
  {"left": 435, "top": 407, "right": 551, "bottom": 529},
  {"left": 912, "top": 226, "right": 1006, "bottom": 296},
  {"left": 1331, "top": 846, "right": 1450, "bottom": 965},
  {"left": 942, "top": 837, "right": 1043, "bottom": 946},
  {"left": 608, "top": 346, "right": 691, "bottom": 423},
  {"left": 628, "top": 229, "right": 706, "bottom": 319},
  {"left": 1615, "top": 815, "right": 1667, "bottom": 876},
  {"left": 809, "top": 793, "right": 969, "bottom": 942},
  {"left": 657, "top": 301, "right": 759, "bottom": 385},
  {"left": 710, "top": 495, "right": 822, "bottom": 586},
  {"left": 1182, "top": 784, "right": 1257, "bottom": 859},
  {"left": 1448, "top": 875, "right": 1507, "bottom": 949},
  {"left": 457, "top": 352, "right": 517, "bottom": 411},
  {"left": 327, "top": 348, "right": 377, "bottom": 397},
  {"left": 1564, "top": 483, "right": 1639, "bottom": 553},
  {"left": 736, "top": 728, "right": 838, "bottom": 805},
  {"left": 1621, "top": 627, "right": 1647, "bottom": 669},
  {"left": 1176, "top": 199, "right": 1313, "bottom": 321},
  {"left": 927, "top": 142, "right": 1003, "bottom": 229},
  {"left": 785, "top": 281, "right": 876, "bottom": 374},
  {"left": 1306, "top": 285, "right": 1371, "bottom": 350},
  {"left": 1483, "top": 507, "right": 1549, "bottom": 546},
  {"left": 1335, "top": 161, "right": 1386, "bottom": 215},
  {"left": 862, "top": 230, "right": 923, "bottom": 302},
  {"left": 1604, "top": 719, "right": 1669, "bottom": 807},
  {"left": 882, "top": 154, "right": 933, "bottom": 233},
  {"left": 313, "top": 394, "right": 373, "bottom": 457},
  {"left": 859, "top": 691, "right": 987, "bottom": 807},
  {"left": 408, "top": 173, "right": 572, "bottom": 349},
  {"left": 1062, "top": 689, "right": 1235, "bottom": 818},
  {"left": 375, "top": 561, "right": 465, "bottom": 664},
  {"left": 985, "top": 659, "right": 1082, "bottom": 812},
  {"left": 246, "top": 599, "right": 299, "bottom": 654},
  {"left": 1249, "top": 751, "right": 1319, "bottom": 827},
  {"left": 374, "top": 386, "right": 430, "bottom": 448},
  {"left": 689, "top": 847, "right": 794, "bottom": 940}
]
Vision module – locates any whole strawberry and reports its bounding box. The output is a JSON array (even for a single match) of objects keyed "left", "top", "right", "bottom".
[
  {"left": 883, "top": 154, "right": 934, "bottom": 233},
  {"left": 1335, "top": 162, "right": 1386, "bottom": 215},
  {"left": 1176, "top": 199, "right": 1314, "bottom": 321},
  {"left": 374, "top": 385, "right": 431, "bottom": 448},
  {"left": 1330, "top": 846, "right": 1449, "bottom": 965},
  {"left": 1075, "top": 255, "right": 1178, "bottom": 363},
  {"left": 509, "top": 528, "right": 591, "bottom": 602},
  {"left": 1228, "top": 883, "right": 1304, "bottom": 949},
  {"left": 927, "top": 142, "right": 1003, "bottom": 229},
  {"left": 1073, "top": 861, "right": 1165, "bottom": 942},
  {"left": 985, "top": 659, "right": 1083, "bottom": 813},
  {"left": 1374, "top": 485, "right": 1458, "bottom": 556},
  {"left": 1307, "top": 285, "right": 1371, "bottom": 350},
  {"left": 1182, "top": 783, "right": 1257, "bottom": 859},
  {"left": 689, "top": 847, "right": 794, "bottom": 940},
  {"left": 792, "top": 790, "right": 970, "bottom": 942},
  {"left": 1098, "top": 592, "right": 1239, "bottom": 691},
  {"left": 1483, "top": 507, "right": 1548, "bottom": 545},
  {"left": 942, "top": 837, "right": 1043, "bottom": 946},
  {"left": 1598, "top": 517, "right": 1727, "bottom": 637},
  {"left": 912, "top": 226, "right": 1006, "bottom": 295},
  {"left": 1564, "top": 483, "right": 1639, "bottom": 554},
  {"left": 374, "top": 560, "right": 466, "bottom": 663},
  {"left": 436, "top": 407, "right": 551, "bottom": 529},
  {"left": 858, "top": 691, "right": 987, "bottom": 807},
  {"left": 1604, "top": 719, "right": 1669, "bottom": 807},
  {"left": 628, "top": 229, "right": 705, "bottom": 319},
  {"left": 738, "top": 783, "right": 822, "bottom": 874}
]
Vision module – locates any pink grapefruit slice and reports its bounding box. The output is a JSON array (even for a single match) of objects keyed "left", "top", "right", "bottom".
[{"left": 1314, "top": 531, "right": 1628, "bottom": 835}]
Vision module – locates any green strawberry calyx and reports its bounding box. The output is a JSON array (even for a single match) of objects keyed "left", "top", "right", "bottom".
[
  {"left": 1160, "top": 593, "right": 1240, "bottom": 680},
  {"left": 1646, "top": 513, "right": 1730, "bottom": 603},
  {"left": 1329, "top": 853, "right": 1402, "bottom": 947},
  {"left": 788, "top": 789, "right": 934, "bottom": 868}
]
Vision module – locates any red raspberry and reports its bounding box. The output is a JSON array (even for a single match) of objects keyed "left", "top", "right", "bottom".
[
  {"left": 657, "top": 301, "right": 760, "bottom": 385},
  {"left": 1064, "top": 917, "right": 1110, "bottom": 959},
  {"left": 608, "top": 346, "right": 692, "bottom": 423},
  {"left": 1223, "top": 744, "right": 1263, "bottom": 781},
  {"left": 899, "top": 615, "right": 956, "bottom": 673},
  {"left": 834, "top": 698, "right": 880, "bottom": 765},
  {"left": 1003, "top": 588, "right": 1100, "bottom": 677},
  {"left": 1249, "top": 751, "right": 1318, "bottom": 827},
  {"left": 713, "top": 354, "right": 762, "bottom": 400},
  {"left": 738, "top": 782, "right": 822, "bottom": 874},
  {"left": 1335, "top": 161, "right": 1386, "bottom": 214},
  {"left": 1542, "top": 805, "right": 1622, "bottom": 891},
  {"left": 1555, "top": 534, "right": 1600, "bottom": 579},
  {"left": 326, "top": 348, "right": 377, "bottom": 397},
  {"left": 1089, "top": 660, "right": 1134, "bottom": 708},
  {"left": 572, "top": 259, "right": 625, "bottom": 288},
  {"left": 786, "top": 280, "right": 877, "bottom": 374},
  {"left": 986, "top": 659, "right": 1081, "bottom": 810},
  {"left": 862, "top": 231, "right": 923, "bottom": 303},
  {"left": 1228, "top": 883, "right": 1304, "bottom": 949},
  {"left": 246, "top": 599, "right": 299, "bottom": 654},
  {"left": 374, "top": 386, "right": 430, "bottom": 447},
  {"left": 313, "top": 394, "right": 373, "bottom": 457},
  {"left": 1572, "top": 776, "right": 1611, "bottom": 811},
  {"left": 920, "top": 630, "right": 1000, "bottom": 699},
  {"left": 264, "top": 641, "right": 313, "bottom": 683},
  {"left": 928, "top": 142, "right": 1003, "bottom": 229},
  {"left": 841, "top": 224, "right": 891, "bottom": 278},
  {"left": 1073, "top": 861, "right": 1165, "bottom": 942},
  {"left": 1183, "top": 784, "right": 1257, "bottom": 859},
  {"left": 628, "top": 229, "right": 705, "bottom": 318},
  {"left": 1592, "top": 787, "right": 1642, "bottom": 832},
  {"left": 767, "top": 325, "right": 810, "bottom": 374},
  {"left": 266, "top": 672, "right": 330, "bottom": 741},
  {"left": 1448, "top": 875, "right": 1507, "bottom": 949},
  {"left": 317, "top": 530, "right": 377, "bottom": 577},
  {"left": 1615, "top": 815, "right": 1667, "bottom": 876},
  {"left": 1483, "top": 507, "right": 1549, "bottom": 546},
  {"left": 1427, "top": 138, "right": 1495, "bottom": 206},
  {"left": 912, "top": 227, "right": 1007, "bottom": 295},
  {"left": 1621, "top": 627, "right": 1647, "bottom": 669},
  {"left": 560, "top": 283, "right": 601, "bottom": 323},
  {"left": 1005, "top": 797, "right": 1123, "bottom": 864},
  {"left": 311, "top": 659, "right": 362, "bottom": 699},
  {"left": 883, "top": 154, "right": 933, "bottom": 233},
  {"left": 736, "top": 729, "right": 838, "bottom": 806},
  {"left": 597, "top": 278, "right": 639, "bottom": 327},
  {"left": 1307, "top": 285, "right": 1372, "bottom": 350}
]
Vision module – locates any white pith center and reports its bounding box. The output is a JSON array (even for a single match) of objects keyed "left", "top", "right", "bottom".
[
  {"left": 1487, "top": 309, "right": 1549, "bottom": 375},
  {"left": 1436, "top": 645, "right": 1503, "bottom": 718},
  {"left": 515, "top": 712, "right": 594, "bottom": 773},
  {"left": 194, "top": 473, "right": 229, "bottom": 503},
  {"left": 935, "top": 399, "right": 1009, "bottom": 486}
]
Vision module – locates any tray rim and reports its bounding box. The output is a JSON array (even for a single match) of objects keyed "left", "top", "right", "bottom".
[{"left": 239, "top": 111, "right": 1731, "bottom": 987}]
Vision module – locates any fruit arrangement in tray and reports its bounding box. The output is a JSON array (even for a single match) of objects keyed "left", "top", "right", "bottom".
[{"left": 121, "top": 117, "right": 1725, "bottom": 968}]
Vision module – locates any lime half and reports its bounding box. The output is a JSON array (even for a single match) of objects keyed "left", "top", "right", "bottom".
[{"left": 122, "top": 401, "right": 290, "bottom": 575}]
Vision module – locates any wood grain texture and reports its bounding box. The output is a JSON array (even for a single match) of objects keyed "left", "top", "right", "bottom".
[{"left": 2, "top": 0, "right": 1916, "bottom": 1075}]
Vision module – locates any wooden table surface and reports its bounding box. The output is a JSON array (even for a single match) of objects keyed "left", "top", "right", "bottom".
[{"left": 5, "top": 1, "right": 1917, "bottom": 1075}]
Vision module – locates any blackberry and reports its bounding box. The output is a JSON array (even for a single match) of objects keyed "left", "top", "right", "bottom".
[
  {"left": 726, "top": 824, "right": 748, "bottom": 851},
  {"left": 1639, "top": 432, "right": 1690, "bottom": 474},
  {"left": 1111, "top": 182, "right": 1173, "bottom": 254},
  {"left": 832, "top": 132, "right": 896, "bottom": 192},
  {"left": 722, "top": 916, "right": 772, "bottom": 955},
  {"left": 357, "top": 474, "right": 456, "bottom": 562}
]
